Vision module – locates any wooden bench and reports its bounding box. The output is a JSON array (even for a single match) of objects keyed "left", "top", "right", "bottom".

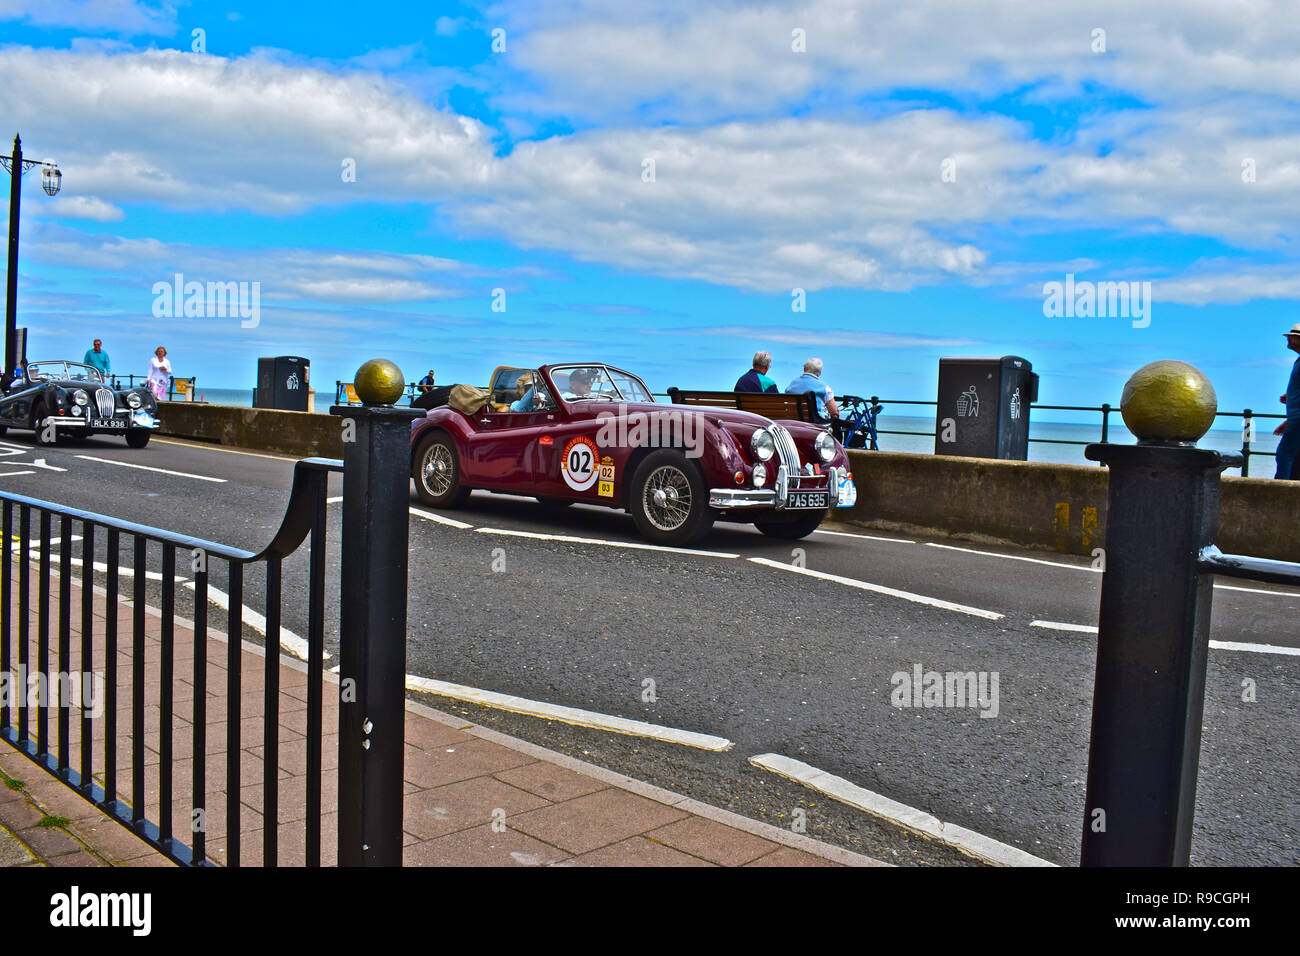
[{"left": 666, "top": 388, "right": 821, "bottom": 423}]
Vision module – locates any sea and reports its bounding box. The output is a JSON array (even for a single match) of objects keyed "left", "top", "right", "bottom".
[{"left": 188, "top": 387, "right": 1282, "bottom": 477}]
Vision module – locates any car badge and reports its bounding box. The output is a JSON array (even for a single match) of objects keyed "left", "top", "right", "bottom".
[{"left": 540, "top": 435, "right": 553, "bottom": 445}]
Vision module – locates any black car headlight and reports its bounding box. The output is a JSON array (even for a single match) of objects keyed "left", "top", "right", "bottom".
[
  {"left": 127, "top": 392, "right": 142, "bottom": 409},
  {"left": 815, "top": 430, "right": 836, "bottom": 462},
  {"left": 73, "top": 390, "right": 89, "bottom": 406}
]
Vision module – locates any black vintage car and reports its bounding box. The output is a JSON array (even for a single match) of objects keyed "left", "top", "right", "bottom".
[{"left": 0, "top": 361, "right": 160, "bottom": 448}]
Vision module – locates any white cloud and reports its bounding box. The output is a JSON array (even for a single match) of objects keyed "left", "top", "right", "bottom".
[
  {"left": 0, "top": 0, "right": 176, "bottom": 35},
  {"left": 3, "top": 43, "right": 1299, "bottom": 298},
  {"left": 499, "top": 0, "right": 1300, "bottom": 122},
  {"left": 41, "top": 195, "right": 125, "bottom": 222}
]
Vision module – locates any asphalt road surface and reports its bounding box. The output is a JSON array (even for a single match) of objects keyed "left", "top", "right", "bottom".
[{"left": 2, "top": 431, "right": 1296, "bottom": 866}]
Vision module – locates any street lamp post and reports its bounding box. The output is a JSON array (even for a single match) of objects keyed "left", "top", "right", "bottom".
[{"left": 2, "top": 133, "right": 62, "bottom": 385}]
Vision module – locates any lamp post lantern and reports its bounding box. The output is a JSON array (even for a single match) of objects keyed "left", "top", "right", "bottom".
[{"left": 3, "top": 133, "right": 62, "bottom": 386}]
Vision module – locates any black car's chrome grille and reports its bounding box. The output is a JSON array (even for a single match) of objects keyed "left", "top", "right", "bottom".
[{"left": 95, "top": 388, "right": 116, "bottom": 419}]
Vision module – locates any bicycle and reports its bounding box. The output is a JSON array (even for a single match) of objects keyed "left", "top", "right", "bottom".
[{"left": 833, "top": 395, "right": 884, "bottom": 450}]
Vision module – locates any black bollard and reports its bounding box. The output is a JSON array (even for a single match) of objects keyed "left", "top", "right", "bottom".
[
  {"left": 331, "top": 373, "right": 421, "bottom": 867},
  {"left": 1080, "top": 441, "right": 1238, "bottom": 866}
]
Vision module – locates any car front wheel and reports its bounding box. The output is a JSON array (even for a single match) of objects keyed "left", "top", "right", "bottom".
[
  {"left": 31, "top": 402, "right": 56, "bottom": 446},
  {"left": 628, "top": 450, "right": 713, "bottom": 546},
  {"left": 412, "top": 432, "right": 470, "bottom": 507},
  {"left": 125, "top": 430, "right": 151, "bottom": 449}
]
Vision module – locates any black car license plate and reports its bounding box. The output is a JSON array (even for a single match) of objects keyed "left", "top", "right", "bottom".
[
  {"left": 92, "top": 418, "right": 126, "bottom": 429},
  {"left": 787, "top": 491, "right": 828, "bottom": 509}
]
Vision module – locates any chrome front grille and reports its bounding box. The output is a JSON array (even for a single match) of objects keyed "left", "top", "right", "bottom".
[
  {"left": 769, "top": 424, "right": 802, "bottom": 472},
  {"left": 95, "top": 388, "right": 116, "bottom": 419}
]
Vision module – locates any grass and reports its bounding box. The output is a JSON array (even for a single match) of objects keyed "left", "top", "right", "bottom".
[{"left": 36, "top": 814, "right": 71, "bottom": 828}]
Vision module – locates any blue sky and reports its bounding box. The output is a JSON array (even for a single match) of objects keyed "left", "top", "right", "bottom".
[{"left": 2, "top": 0, "right": 1298, "bottom": 422}]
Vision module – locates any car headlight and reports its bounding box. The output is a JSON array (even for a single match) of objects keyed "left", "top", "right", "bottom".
[
  {"left": 752, "top": 462, "right": 767, "bottom": 487},
  {"left": 127, "top": 392, "right": 142, "bottom": 409},
  {"left": 815, "top": 430, "right": 836, "bottom": 462},
  {"left": 750, "top": 428, "right": 775, "bottom": 461},
  {"left": 73, "top": 390, "right": 89, "bottom": 406}
]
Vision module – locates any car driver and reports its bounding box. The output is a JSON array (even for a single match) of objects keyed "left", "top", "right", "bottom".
[{"left": 564, "top": 368, "right": 595, "bottom": 400}]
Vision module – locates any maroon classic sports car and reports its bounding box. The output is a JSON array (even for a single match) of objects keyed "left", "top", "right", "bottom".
[{"left": 409, "top": 363, "right": 857, "bottom": 545}]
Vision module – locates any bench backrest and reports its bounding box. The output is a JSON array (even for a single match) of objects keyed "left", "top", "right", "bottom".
[{"left": 667, "top": 388, "right": 819, "bottom": 423}]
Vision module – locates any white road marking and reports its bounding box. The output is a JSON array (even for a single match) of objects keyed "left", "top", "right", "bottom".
[
  {"left": 1029, "top": 619, "right": 1098, "bottom": 634},
  {"left": 814, "top": 528, "right": 916, "bottom": 544},
  {"left": 10, "top": 535, "right": 84, "bottom": 552},
  {"left": 17, "top": 458, "right": 68, "bottom": 472},
  {"left": 0, "top": 471, "right": 35, "bottom": 478},
  {"left": 16, "top": 547, "right": 182, "bottom": 583},
  {"left": 410, "top": 507, "right": 474, "bottom": 530},
  {"left": 748, "top": 753, "right": 1056, "bottom": 867},
  {"left": 1030, "top": 620, "right": 1300, "bottom": 657},
  {"left": 749, "top": 557, "right": 1004, "bottom": 620},
  {"left": 326, "top": 496, "right": 343, "bottom": 504},
  {"left": 182, "top": 582, "right": 328, "bottom": 661},
  {"left": 925, "top": 542, "right": 1100, "bottom": 573},
  {"left": 1214, "top": 583, "right": 1300, "bottom": 598},
  {"left": 75, "top": 455, "right": 226, "bottom": 482},
  {"left": 476, "top": 527, "right": 740, "bottom": 558},
  {"left": 154, "top": 438, "right": 297, "bottom": 462},
  {"left": 1209, "top": 639, "right": 1300, "bottom": 657},
  {"left": 404, "top": 674, "right": 733, "bottom": 751}
]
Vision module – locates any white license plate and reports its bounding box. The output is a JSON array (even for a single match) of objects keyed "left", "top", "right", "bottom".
[
  {"left": 787, "top": 491, "right": 829, "bottom": 509},
  {"left": 91, "top": 418, "right": 126, "bottom": 428}
]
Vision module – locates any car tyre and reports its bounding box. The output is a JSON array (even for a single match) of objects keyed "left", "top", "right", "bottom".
[
  {"left": 125, "top": 430, "right": 151, "bottom": 449},
  {"left": 628, "top": 450, "right": 713, "bottom": 546},
  {"left": 754, "top": 509, "right": 827, "bottom": 540},
  {"left": 412, "top": 432, "right": 470, "bottom": 508},
  {"left": 31, "top": 401, "right": 56, "bottom": 446}
]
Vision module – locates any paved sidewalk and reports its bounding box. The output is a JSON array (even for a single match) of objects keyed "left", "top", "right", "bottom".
[{"left": 1, "top": 568, "right": 883, "bottom": 867}]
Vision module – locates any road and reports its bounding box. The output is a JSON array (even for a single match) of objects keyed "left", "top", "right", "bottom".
[{"left": 1, "top": 431, "right": 1296, "bottom": 866}]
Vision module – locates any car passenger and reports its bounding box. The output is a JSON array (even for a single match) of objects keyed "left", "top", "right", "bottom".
[{"left": 509, "top": 372, "right": 538, "bottom": 411}]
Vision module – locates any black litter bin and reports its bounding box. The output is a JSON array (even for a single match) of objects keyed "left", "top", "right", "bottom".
[
  {"left": 934, "top": 356, "right": 1038, "bottom": 459},
  {"left": 255, "top": 356, "right": 310, "bottom": 411}
]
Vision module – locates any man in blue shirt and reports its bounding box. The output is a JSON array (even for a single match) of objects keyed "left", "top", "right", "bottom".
[
  {"left": 1274, "top": 324, "right": 1300, "bottom": 479},
  {"left": 735, "top": 351, "right": 778, "bottom": 393},
  {"left": 785, "top": 358, "right": 840, "bottom": 421},
  {"left": 83, "top": 339, "right": 110, "bottom": 380}
]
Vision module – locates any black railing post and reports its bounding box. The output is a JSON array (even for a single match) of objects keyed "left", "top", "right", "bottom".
[
  {"left": 1081, "top": 361, "right": 1237, "bottom": 866},
  {"left": 331, "top": 360, "right": 420, "bottom": 867},
  {"left": 1241, "top": 408, "right": 1252, "bottom": 477}
]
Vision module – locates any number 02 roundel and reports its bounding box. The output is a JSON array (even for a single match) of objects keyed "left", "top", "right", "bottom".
[{"left": 560, "top": 436, "right": 600, "bottom": 491}]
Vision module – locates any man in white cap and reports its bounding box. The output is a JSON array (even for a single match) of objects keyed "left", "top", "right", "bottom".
[{"left": 1274, "top": 323, "right": 1300, "bottom": 479}]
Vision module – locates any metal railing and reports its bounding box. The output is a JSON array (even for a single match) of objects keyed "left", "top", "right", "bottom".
[
  {"left": 836, "top": 396, "right": 1285, "bottom": 475},
  {"left": 0, "top": 458, "right": 337, "bottom": 865},
  {"left": 107, "top": 375, "right": 197, "bottom": 402},
  {"left": 0, "top": 388, "right": 420, "bottom": 866}
]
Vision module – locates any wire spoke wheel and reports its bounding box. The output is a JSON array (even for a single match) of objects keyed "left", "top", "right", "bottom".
[
  {"left": 642, "top": 464, "right": 693, "bottom": 532},
  {"left": 422, "top": 443, "right": 454, "bottom": 497}
]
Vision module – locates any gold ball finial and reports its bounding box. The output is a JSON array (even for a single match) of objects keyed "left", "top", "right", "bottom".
[
  {"left": 354, "top": 359, "right": 405, "bottom": 405},
  {"left": 1120, "top": 360, "right": 1217, "bottom": 443}
]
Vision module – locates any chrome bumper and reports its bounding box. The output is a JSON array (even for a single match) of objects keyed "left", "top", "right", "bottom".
[{"left": 710, "top": 465, "right": 854, "bottom": 510}]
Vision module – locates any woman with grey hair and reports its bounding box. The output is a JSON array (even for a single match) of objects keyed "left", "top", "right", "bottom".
[{"left": 785, "top": 358, "right": 840, "bottom": 420}]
